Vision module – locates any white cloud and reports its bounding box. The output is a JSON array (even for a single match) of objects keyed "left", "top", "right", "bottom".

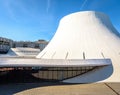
[
  {"left": 80, "top": 0, "right": 88, "bottom": 10},
  {"left": 46, "top": 0, "right": 51, "bottom": 13},
  {"left": 2, "top": 0, "right": 30, "bottom": 22}
]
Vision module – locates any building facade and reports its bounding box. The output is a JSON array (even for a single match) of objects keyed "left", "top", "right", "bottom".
[
  {"left": 13, "top": 40, "right": 48, "bottom": 50},
  {"left": 0, "top": 37, "right": 48, "bottom": 54},
  {"left": 0, "top": 37, "right": 13, "bottom": 53}
]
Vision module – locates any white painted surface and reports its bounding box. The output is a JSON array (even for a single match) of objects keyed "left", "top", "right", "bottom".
[
  {"left": 36, "top": 11, "right": 120, "bottom": 60},
  {"left": 36, "top": 11, "right": 120, "bottom": 83},
  {"left": 12, "top": 48, "right": 40, "bottom": 57}
]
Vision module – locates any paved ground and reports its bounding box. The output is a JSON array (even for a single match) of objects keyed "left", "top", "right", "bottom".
[{"left": 0, "top": 82, "right": 120, "bottom": 95}]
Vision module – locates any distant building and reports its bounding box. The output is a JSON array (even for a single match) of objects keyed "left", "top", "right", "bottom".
[
  {"left": 35, "top": 39, "right": 48, "bottom": 50},
  {"left": 13, "top": 39, "right": 48, "bottom": 50},
  {"left": 13, "top": 41, "right": 38, "bottom": 48},
  {"left": 0, "top": 37, "right": 48, "bottom": 54},
  {"left": 0, "top": 37, "right": 13, "bottom": 53}
]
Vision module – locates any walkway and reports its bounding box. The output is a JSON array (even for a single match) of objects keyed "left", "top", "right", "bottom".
[{"left": 0, "top": 82, "right": 120, "bottom": 95}]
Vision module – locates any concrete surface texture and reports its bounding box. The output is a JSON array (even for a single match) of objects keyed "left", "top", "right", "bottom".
[
  {"left": 0, "top": 58, "right": 111, "bottom": 67},
  {"left": 0, "top": 82, "right": 120, "bottom": 95},
  {"left": 36, "top": 11, "right": 120, "bottom": 83}
]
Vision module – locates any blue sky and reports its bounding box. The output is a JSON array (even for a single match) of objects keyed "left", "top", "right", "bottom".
[{"left": 0, "top": 0, "right": 120, "bottom": 41}]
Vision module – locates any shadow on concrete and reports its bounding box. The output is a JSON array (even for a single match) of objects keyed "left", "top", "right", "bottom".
[
  {"left": 0, "top": 64, "right": 114, "bottom": 95},
  {"left": 63, "top": 65, "right": 113, "bottom": 83},
  {"left": 0, "top": 70, "right": 58, "bottom": 84},
  {"left": 0, "top": 70, "right": 76, "bottom": 95},
  {"left": 0, "top": 82, "right": 72, "bottom": 95}
]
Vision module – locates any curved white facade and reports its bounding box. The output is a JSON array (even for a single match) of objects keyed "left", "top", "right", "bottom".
[
  {"left": 36, "top": 11, "right": 120, "bottom": 83},
  {"left": 37, "top": 11, "right": 120, "bottom": 60}
]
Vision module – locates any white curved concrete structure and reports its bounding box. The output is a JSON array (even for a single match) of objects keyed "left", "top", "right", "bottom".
[
  {"left": 0, "top": 11, "right": 120, "bottom": 83},
  {"left": 11, "top": 48, "right": 40, "bottom": 57},
  {"left": 36, "top": 11, "right": 120, "bottom": 83}
]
